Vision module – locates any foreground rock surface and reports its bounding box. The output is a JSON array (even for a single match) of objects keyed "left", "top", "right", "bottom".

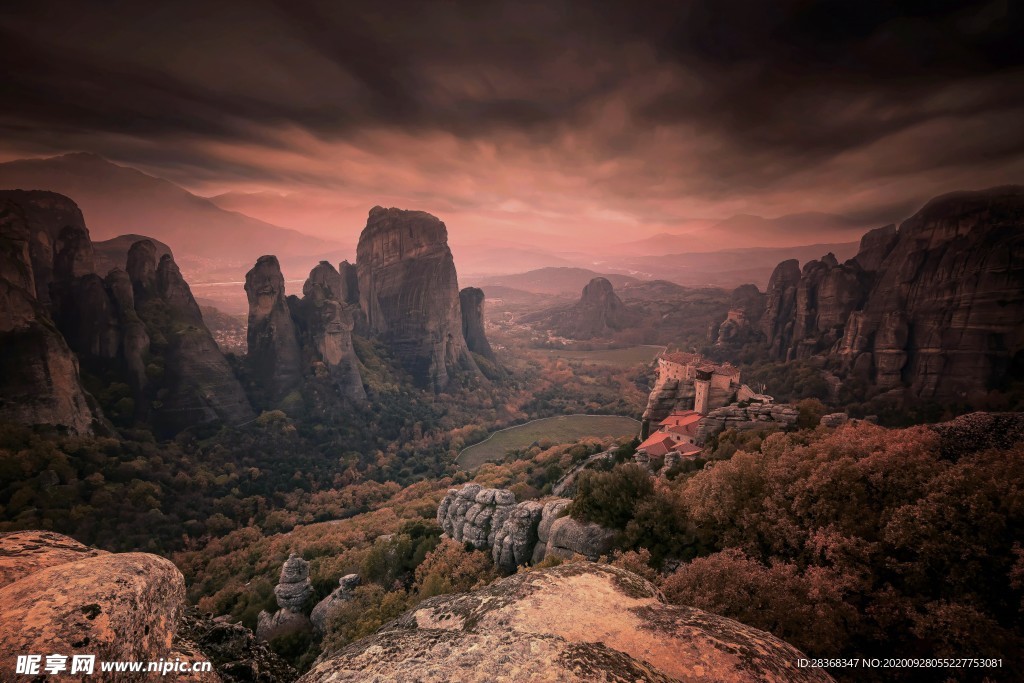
[
  {"left": 300, "top": 562, "right": 833, "bottom": 683},
  {"left": 0, "top": 531, "right": 191, "bottom": 682},
  {"left": 0, "top": 531, "right": 292, "bottom": 682}
]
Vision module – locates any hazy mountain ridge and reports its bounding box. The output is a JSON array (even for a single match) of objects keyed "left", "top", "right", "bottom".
[{"left": 0, "top": 153, "right": 339, "bottom": 265}]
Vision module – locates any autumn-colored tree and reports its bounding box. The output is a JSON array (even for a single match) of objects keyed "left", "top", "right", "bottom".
[
  {"left": 569, "top": 463, "right": 653, "bottom": 529},
  {"left": 413, "top": 538, "right": 497, "bottom": 599}
]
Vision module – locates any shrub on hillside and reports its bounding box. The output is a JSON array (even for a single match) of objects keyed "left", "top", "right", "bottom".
[{"left": 569, "top": 463, "right": 653, "bottom": 529}]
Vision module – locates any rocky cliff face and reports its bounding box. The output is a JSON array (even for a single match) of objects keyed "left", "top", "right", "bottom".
[
  {"left": 838, "top": 187, "right": 1024, "bottom": 398},
  {"left": 760, "top": 187, "right": 1024, "bottom": 399},
  {"left": 1, "top": 191, "right": 254, "bottom": 435},
  {"left": 459, "top": 286, "right": 495, "bottom": 361},
  {"left": 356, "top": 207, "right": 478, "bottom": 390},
  {"left": 695, "top": 401, "right": 799, "bottom": 442},
  {"left": 245, "top": 255, "right": 303, "bottom": 403},
  {"left": 135, "top": 248, "right": 254, "bottom": 434},
  {"left": 299, "top": 262, "right": 365, "bottom": 400},
  {"left": 301, "top": 562, "right": 833, "bottom": 683},
  {"left": 760, "top": 259, "right": 801, "bottom": 359},
  {"left": 0, "top": 194, "right": 106, "bottom": 434}
]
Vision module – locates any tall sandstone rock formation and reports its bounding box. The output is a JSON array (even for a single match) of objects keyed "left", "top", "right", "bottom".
[
  {"left": 459, "top": 286, "right": 495, "bottom": 361},
  {"left": 136, "top": 247, "right": 254, "bottom": 434},
  {"left": 0, "top": 190, "right": 253, "bottom": 435},
  {"left": 0, "top": 192, "right": 106, "bottom": 434},
  {"left": 760, "top": 187, "right": 1024, "bottom": 399},
  {"left": 299, "top": 261, "right": 365, "bottom": 400},
  {"left": 526, "top": 276, "right": 638, "bottom": 340},
  {"left": 356, "top": 207, "right": 479, "bottom": 390},
  {"left": 245, "top": 255, "right": 303, "bottom": 403}
]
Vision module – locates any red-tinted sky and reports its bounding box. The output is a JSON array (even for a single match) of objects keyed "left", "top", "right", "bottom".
[{"left": 2, "top": 0, "right": 1023, "bottom": 246}]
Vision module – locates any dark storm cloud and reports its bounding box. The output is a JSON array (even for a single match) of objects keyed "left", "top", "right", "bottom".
[{"left": 1, "top": 0, "right": 1022, "bottom": 224}]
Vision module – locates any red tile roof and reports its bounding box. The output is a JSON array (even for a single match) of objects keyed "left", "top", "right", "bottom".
[{"left": 658, "top": 410, "right": 703, "bottom": 429}]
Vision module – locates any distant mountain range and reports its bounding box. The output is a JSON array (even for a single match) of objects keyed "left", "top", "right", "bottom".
[
  {"left": 469, "top": 267, "right": 642, "bottom": 296},
  {"left": 605, "top": 242, "right": 861, "bottom": 288},
  {"left": 0, "top": 153, "right": 338, "bottom": 269},
  {"left": 472, "top": 242, "right": 862, "bottom": 296},
  {"left": 612, "top": 212, "right": 870, "bottom": 255}
]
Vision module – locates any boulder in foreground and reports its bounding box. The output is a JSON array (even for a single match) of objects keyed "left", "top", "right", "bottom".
[{"left": 300, "top": 562, "right": 834, "bottom": 683}]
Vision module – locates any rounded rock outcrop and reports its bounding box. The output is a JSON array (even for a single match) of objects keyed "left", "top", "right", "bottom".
[
  {"left": 298, "top": 562, "right": 834, "bottom": 683},
  {"left": 0, "top": 531, "right": 189, "bottom": 682}
]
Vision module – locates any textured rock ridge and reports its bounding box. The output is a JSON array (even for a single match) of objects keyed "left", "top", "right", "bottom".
[
  {"left": 491, "top": 500, "right": 543, "bottom": 572},
  {"left": 695, "top": 401, "right": 799, "bottom": 442},
  {"left": 245, "top": 255, "right": 303, "bottom": 402},
  {"left": 438, "top": 485, "right": 605, "bottom": 570},
  {"left": 356, "top": 206, "right": 479, "bottom": 390},
  {"left": 436, "top": 484, "right": 516, "bottom": 550},
  {"left": 759, "top": 186, "right": 1024, "bottom": 399},
  {"left": 459, "top": 286, "right": 495, "bottom": 361},
  {"left": 299, "top": 562, "right": 834, "bottom": 683}
]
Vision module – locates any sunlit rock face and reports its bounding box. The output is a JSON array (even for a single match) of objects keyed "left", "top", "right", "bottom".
[
  {"left": 245, "top": 254, "right": 303, "bottom": 401},
  {"left": 299, "top": 562, "right": 835, "bottom": 683},
  {"left": 0, "top": 531, "right": 198, "bottom": 682},
  {"left": 0, "top": 531, "right": 290, "bottom": 683},
  {"left": 356, "top": 206, "right": 478, "bottom": 391}
]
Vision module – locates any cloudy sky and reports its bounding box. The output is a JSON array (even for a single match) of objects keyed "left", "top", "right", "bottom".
[{"left": 2, "top": 0, "right": 1023, "bottom": 244}]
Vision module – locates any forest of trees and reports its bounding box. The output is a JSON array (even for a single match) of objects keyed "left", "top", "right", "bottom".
[{"left": 570, "top": 422, "right": 1024, "bottom": 681}]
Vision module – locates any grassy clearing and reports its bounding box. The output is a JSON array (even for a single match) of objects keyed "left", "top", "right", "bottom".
[
  {"left": 530, "top": 345, "right": 665, "bottom": 366},
  {"left": 457, "top": 414, "right": 640, "bottom": 469}
]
